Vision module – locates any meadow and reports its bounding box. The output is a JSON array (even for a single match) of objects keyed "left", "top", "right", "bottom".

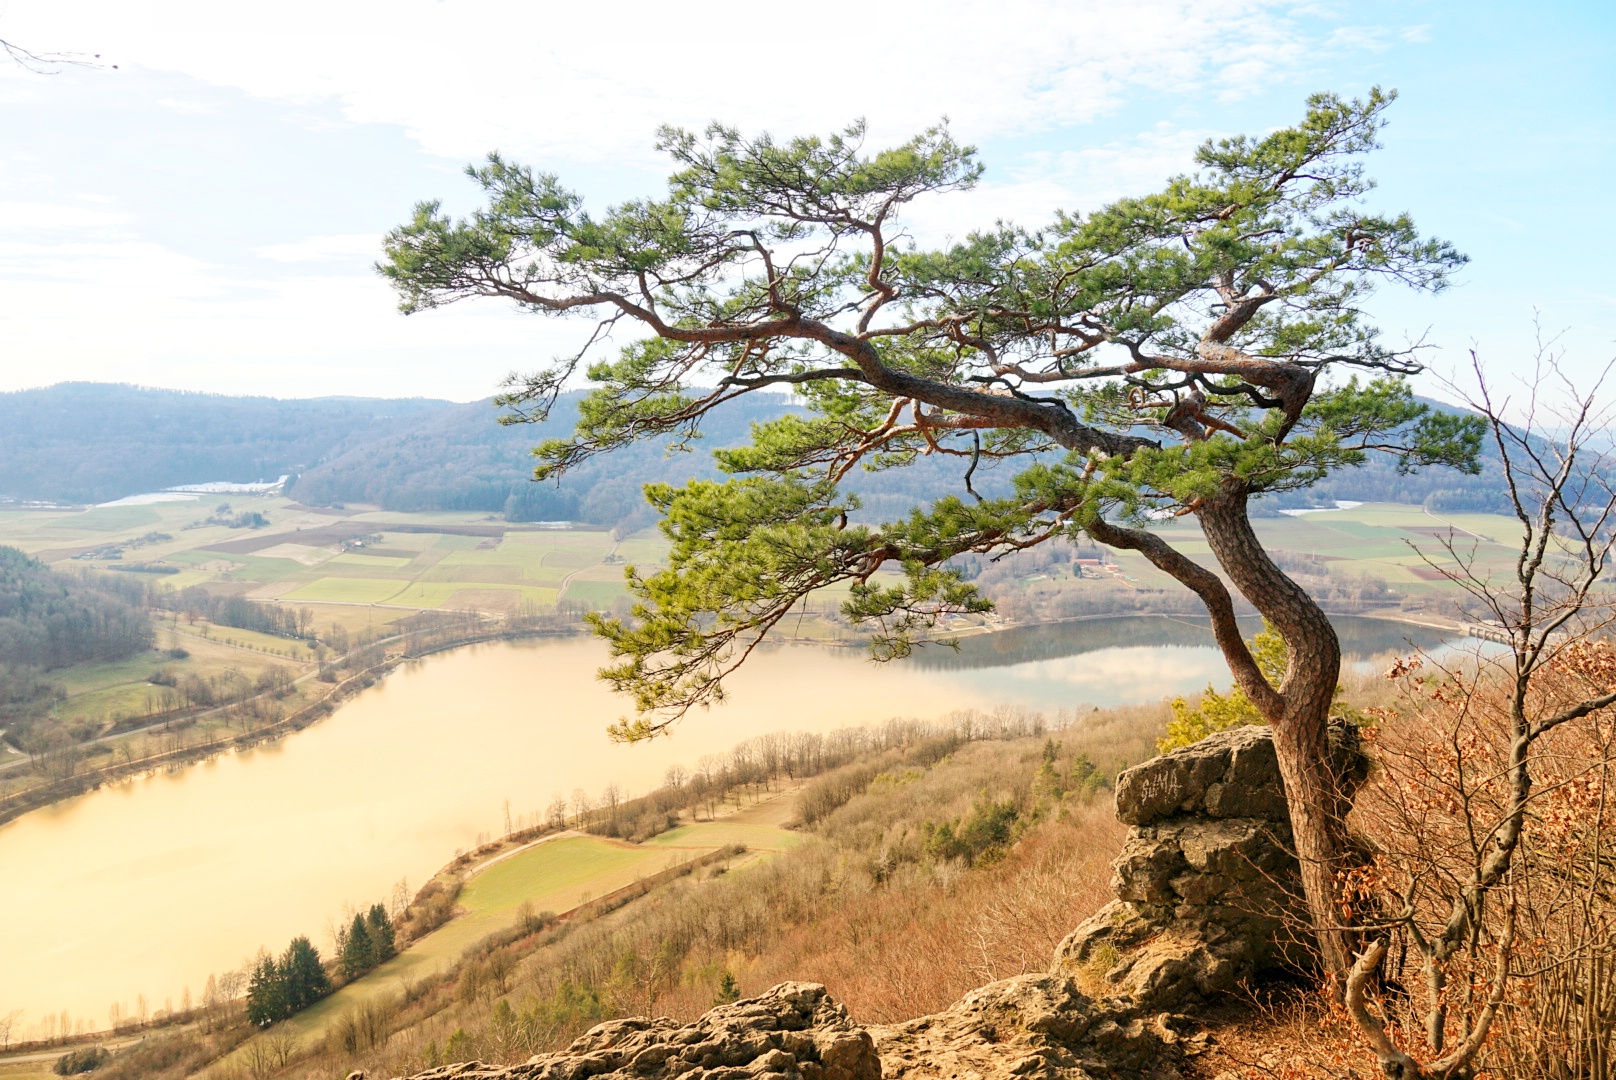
[
  {"left": 0, "top": 493, "right": 1527, "bottom": 755},
  {"left": 0, "top": 496, "right": 637, "bottom": 753}
]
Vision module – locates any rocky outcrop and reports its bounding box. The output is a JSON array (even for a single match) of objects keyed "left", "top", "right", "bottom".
[
  {"left": 389, "top": 725, "right": 1353, "bottom": 1080},
  {"left": 393, "top": 978, "right": 1191, "bottom": 1080},
  {"left": 1050, "top": 723, "right": 1361, "bottom": 1011},
  {"left": 873, "top": 973, "right": 1195, "bottom": 1079},
  {"left": 392, "top": 983, "right": 880, "bottom": 1080}
]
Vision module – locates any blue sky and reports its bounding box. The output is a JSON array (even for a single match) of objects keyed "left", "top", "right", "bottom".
[{"left": 1, "top": 0, "right": 1612, "bottom": 403}]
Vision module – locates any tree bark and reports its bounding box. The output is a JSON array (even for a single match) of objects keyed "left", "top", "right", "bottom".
[{"left": 1197, "top": 485, "right": 1354, "bottom": 981}]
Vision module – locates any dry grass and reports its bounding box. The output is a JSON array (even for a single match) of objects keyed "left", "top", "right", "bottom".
[
  {"left": 745, "top": 800, "right": 1123, "bottom": 1022},
  {"left": 264, "top": 714, "right": 1153, "bottom": 1080}
]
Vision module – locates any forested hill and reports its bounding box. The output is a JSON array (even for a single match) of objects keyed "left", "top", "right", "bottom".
[
  {"left": 0, "top": 384, "right": 448, "bottom": 504},
  {"left": 283, "top": 393, "right": 1023, "bottom": 529},
  {"left": 284, "top": 394, "right": 796, "bottom": 528},
  {"left": 1, "top": 383, "right": 1506, "bottom": 522},
  {"left": 0, "top": 546, "right": 152, "bottom": 670}
]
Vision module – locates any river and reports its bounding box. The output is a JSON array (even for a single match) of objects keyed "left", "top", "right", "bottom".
[{"left": 0, "top": 616, "right": 1457, "bottom": 1028}]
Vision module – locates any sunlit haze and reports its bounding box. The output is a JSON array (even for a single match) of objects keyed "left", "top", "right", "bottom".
[{"left": 2, "top": 1, "right": 1613, "bottom": 401}]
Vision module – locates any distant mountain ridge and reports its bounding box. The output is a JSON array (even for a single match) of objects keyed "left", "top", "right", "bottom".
[
  {"left": 0, "top": 383, "right": 1508, "bottom": 525},
  {"left": 0, "top": 384, "right": 449, "bottom": 505}
]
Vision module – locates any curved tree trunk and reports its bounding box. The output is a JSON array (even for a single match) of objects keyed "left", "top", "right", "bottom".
[{"left": 1197, "top": 485, "right": 1353, "bottom": 981}]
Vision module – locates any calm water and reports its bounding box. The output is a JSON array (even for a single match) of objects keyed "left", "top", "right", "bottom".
[{"left": 0, "top": 617, "right": 1456, "bottom": 1026}]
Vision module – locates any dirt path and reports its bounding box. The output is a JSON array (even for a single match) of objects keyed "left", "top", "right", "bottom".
[{"left": 557, "top": 537, "right": 621, "bottom": 598}]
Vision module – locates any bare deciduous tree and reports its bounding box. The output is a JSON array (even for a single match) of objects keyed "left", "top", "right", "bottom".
[{"left": 1345, "top": 348, "right": 1616, "bottom": 1078}]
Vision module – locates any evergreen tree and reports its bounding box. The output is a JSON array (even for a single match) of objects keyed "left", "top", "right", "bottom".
[
  {"left": 341, "top": 913, "right": 373, "bottom": 980},
  {"left": 365, "top": 903, "right": 396, "bottom": 965},
  {"left": 245, "top": 954, "right": 284, "bottom": 1028},
  {"left": 278, "top": 936, "right": 330, "bottom": 1013},
  {"left": 382, "top": 90, "right": 1483, "bottom": 979}
]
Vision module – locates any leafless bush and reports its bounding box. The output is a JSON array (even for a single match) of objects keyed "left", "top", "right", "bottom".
[
  {"left": 327, "top": 998, "right": 392, "bottom": 1056},
  {"left": 1341, "top": 349, "right": 1616, "bottom": 1079}
]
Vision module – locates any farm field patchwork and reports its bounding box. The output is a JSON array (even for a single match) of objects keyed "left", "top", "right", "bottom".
[
  {"left": 0, "top": 498, "right": 644, "bottom": 619},
  {"left": 0, "top": 496, "right": 1533, "bottom": 737},
  {"left": 0, "top": 498, "right": 652, "bottom": 733}
]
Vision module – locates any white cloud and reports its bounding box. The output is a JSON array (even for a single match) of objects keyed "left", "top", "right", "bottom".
[
  {"left": 255, "top": 233, "right": 384, "bottom": 263},
  {"left": 153, "top": 96, "right": 218, "bottom": 114},
  {"left": 0, "top": 232, "right": 587, "bottom": 399},
  {"left": 0, "top": 201, "right": 132, "bottom": 230},
  {"left": 7, "top": 0, "right": 1324, "bottom": 164},
  {"left": 899, "top": 123, "right": 1212, "bottom": 242}
]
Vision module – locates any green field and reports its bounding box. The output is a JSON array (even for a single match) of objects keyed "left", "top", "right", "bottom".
[
  {"left": 0, "top": 497, "right": 647, "bottom": 620},
  {"left": 0, "top": 494, "right": 1532, "bottom": 749},
  {"left": 0, "top": 498, "right": 662, "bottom": 756},
  {"left": 244, "top": 801, "right": 804, "bottom": 1061}
]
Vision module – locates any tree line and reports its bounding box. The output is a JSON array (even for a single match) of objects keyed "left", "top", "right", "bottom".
[
  {"left": 0, "top": 547, "right": 153, "bottom": 669},
  {"left": 149, "top": 586, "right": 314, "bottom": 640}
]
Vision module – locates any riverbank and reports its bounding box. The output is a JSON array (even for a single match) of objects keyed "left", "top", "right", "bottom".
[
  {"left": 0, "top": 624, "right": 573, "bottom": 828},
  {"left": 0, "top": 789, "right": 804, "bottom": 1080},
  {"left": 0, "top": 607, "right": 1471, "bottom": 830}
]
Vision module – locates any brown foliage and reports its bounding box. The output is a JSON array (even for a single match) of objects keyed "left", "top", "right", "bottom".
[{"left": 1344, "top": 647, "right": 1616, "bottom": 1077}]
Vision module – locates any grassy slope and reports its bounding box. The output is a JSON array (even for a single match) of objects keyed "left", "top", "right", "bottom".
[{"left": 216, "top": 799, "right": 805, "bottom": 1069}]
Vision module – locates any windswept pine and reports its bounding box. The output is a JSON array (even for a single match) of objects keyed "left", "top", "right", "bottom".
[{"left": 382, "top": 90, "right": 1483, "bottom": 980}]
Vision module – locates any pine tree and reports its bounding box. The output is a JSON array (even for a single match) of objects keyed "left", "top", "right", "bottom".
[
  {"left": 279, "top": 936, "right": 330, "bottom": 1013},
  {"left": 382, "top": 89, "right": 1483, "bottom": 980},
  {"left": 365, "top": 903, "right": 396, "bottom": 965},
  {"left": 340, "top": 913, "right": 372, "bottom": 980},
  {"left": 245, "top": 954, "right": 284, "bottom": 1028}
]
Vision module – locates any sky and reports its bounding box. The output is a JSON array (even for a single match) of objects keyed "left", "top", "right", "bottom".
[{"left": 1, "top": 0, "right": 1613, "bottom": 405}]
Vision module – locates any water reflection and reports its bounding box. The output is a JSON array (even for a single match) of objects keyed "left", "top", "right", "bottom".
[{"left": 907, "top": 614, "right": 1457, "bottom": 671}]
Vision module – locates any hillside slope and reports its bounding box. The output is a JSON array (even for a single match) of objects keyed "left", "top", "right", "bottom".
[{"left": 2, "top": 383, "right": 1507, "bottom": 518}]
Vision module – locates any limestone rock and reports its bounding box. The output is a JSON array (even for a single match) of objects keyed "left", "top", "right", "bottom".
[
  {"left": 1114, "top": 725, "right": 1289, "bottom": 827},
  {"left": 392, "top": 982, "right": 878, "bottom": 1080},
  {"left": 1053, "top": 724, "right": 1361, "bottom": 1010},
  {"left": 873, "top": 973, "right": 1186, "bottom": 1080}
]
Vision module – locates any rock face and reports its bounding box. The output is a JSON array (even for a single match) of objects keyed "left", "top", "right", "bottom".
[
  {"left": 1050, "top": 723, "right": 1360, "bottom": 1011},
  {"left": 393, "top": 983, "right": 880, "bottom": 1080},
  {"left": 395, "top": 978, "right": 1188, "bottom": 1080}
]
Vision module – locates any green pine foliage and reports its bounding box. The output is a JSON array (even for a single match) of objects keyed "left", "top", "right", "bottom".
[
  {"left": 245, "top": 936, "right": 332, "bottom": 1027},
  {"left": 367, "top": 903, "right": 397, "bottom": 965},
  {"left": 381, "top": 91, "right": 1483, "bottom": 737},
  {"left": 244, "top": 955, "right": 284, "bottom": 1028},
  {"left": 340, "top": 901, "right": 400, "bottom": 983},
  {"left": 341, "top": 914, "right": 373, "bottom": 980},
  {"left": 280, "top": 936, "right": 331, "bottom": 1013}
]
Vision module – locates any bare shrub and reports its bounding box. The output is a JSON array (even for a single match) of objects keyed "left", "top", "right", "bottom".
[{"left": 328, "top": 998, "right": 392, "bottom": 1057}]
